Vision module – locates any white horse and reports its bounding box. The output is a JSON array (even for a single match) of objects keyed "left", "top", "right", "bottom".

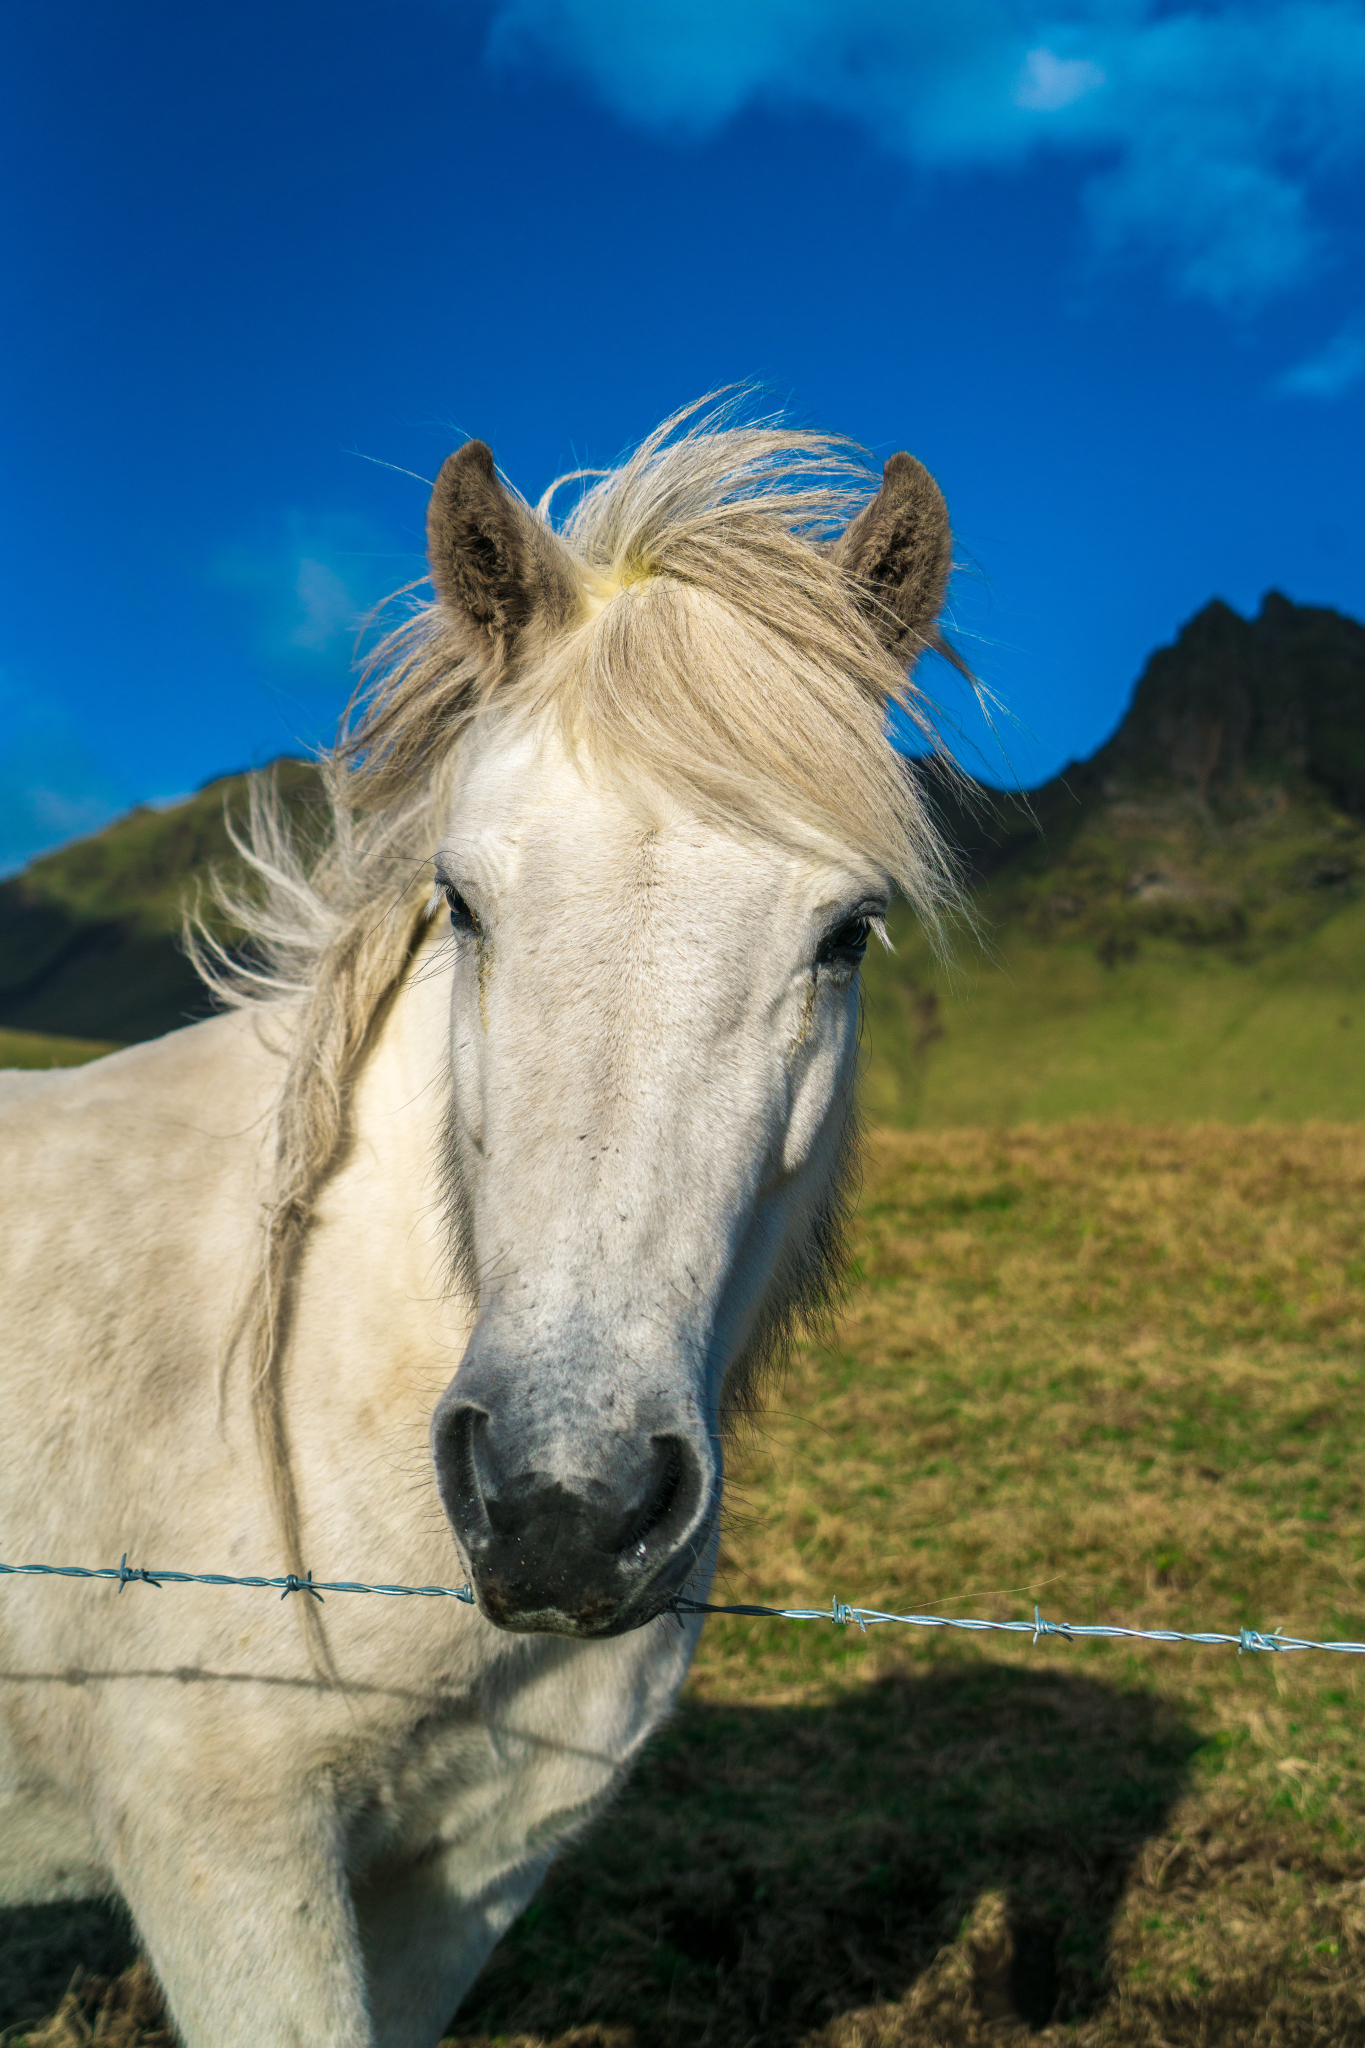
[{"left": 0, "top": 402, "right": 957, "bottom": 2048}]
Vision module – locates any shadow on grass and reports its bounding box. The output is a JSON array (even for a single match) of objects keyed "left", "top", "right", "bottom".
[
  {"left": 0, "top": 1661, "right": 1199, "bottom": 2046},
  {"left": 0, "top": 1898, "right": 138, "bottom": 2036},
  {"left": 452, "top": 1660, "right": 1200, "bottom": 2046}
]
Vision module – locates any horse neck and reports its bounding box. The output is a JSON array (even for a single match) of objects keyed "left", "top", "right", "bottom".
[
  {"left": 291, "top": 932, "right": 468, "bottom": 1400},
  {"left": 271, "top": 934, "right": 478, "bottom": 1585}
]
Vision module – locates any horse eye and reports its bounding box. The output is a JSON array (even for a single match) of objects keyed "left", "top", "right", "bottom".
[
  {"left": 445, "top": 885, "right": 478, "bottom": 935},
  {"left": 817, "top": 916, "right": 871, "bottom": 968}
]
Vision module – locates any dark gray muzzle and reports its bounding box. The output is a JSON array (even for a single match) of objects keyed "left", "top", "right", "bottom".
[{"left": 431, "top": 1371, "right": 714, "bottom": 1636}]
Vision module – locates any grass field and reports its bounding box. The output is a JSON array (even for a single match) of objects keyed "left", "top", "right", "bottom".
[
  {"left": 11, "top": 1120, "right": 1365, "bottom": 2045},
  {"left": 0, "top": 1028, "right": 120, "bottom": 1070},
  {"left": 860, "top": 893, "right": 1365, "bottom": 1128}
]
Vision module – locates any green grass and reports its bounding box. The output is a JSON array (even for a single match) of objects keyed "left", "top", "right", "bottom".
[
  {"left": 860, "top": 890, "right": 1365, "bottom": 1127},
  {"left": 0, "top": 1028, "right": 119, "bottom": 1069}
]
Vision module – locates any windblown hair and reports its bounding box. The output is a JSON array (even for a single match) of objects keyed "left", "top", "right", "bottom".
[{"left": 194, "top": 396, "right": 961, "bottom": 1622}]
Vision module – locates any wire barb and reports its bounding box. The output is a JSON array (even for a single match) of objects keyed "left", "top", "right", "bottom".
[
  {"left": 280, "top": 1572, "right": 324, "bottom": 1603},
  {"left": 116, "top": 1554, "right": 162, "bottom": 1592},
  {"left": 1239, "top": 1627, "right": 1288, "bottom": 1654},
  {"left": 831, "top": 1596, "right": 865, "bottom": 1632},
  {"left": 1033, "top": 1606, "right": 1073, "bottom": 1643}
]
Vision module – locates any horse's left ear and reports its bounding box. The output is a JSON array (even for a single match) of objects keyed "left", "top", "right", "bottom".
[
  {"left": 830, "top": 452, "right": 954, "bottom": 661},
  {"left": 427, "top": 439, "right": 579, "bottom": 661}
]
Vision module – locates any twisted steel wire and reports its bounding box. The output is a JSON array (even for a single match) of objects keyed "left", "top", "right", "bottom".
[{"left": 3, "top": 1556, "right": 1363, "bottom": 1656}]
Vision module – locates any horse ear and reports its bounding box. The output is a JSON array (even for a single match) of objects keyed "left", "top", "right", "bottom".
[
  {"left": 427, "top": 440, "right": 578, "bottom": 658},
  {"left": 831, "top": 452, "right": 954, "bottom": 660}
]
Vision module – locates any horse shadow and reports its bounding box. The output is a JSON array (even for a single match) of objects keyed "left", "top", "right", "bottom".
[
  {"left": 0, "top": 1893, "right": 140, "bottom": 2038},
  {"left": 0, "top": 1659, "right": 1199, "bottom": 2045},
  {"left": 456, "top": 1658, "right": 1200, "bottom": 2045}
]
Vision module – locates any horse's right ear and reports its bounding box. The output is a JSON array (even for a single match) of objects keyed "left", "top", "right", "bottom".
[
  {"left": 427, "top": 441, "right": 578, "bottom": 660},
  {"left": 830, "top": 452, "right": 954, "bottom": 663}
]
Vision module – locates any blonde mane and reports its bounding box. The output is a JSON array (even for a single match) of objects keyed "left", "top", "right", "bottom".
[{"left": 194, "top": 397, "right": 960, "bottom": 1627}]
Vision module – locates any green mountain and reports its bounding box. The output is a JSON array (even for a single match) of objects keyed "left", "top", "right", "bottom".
[
  {"left": 0, "top": 760, "right": 319, "bottom": 1049},
  {"left": 948, "top": 589, "right": 1364, "bottom": 950},
  {"left": 3, "top": 592, "right": 1363, "bottom": 1118},
  {"left": 861, "top": 592, "right": 1365, "bottom": 1124}
]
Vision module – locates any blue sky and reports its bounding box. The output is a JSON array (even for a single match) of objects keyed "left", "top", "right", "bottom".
[{"left": 2, "top": 0, "right": 1362, "bottom": 868}]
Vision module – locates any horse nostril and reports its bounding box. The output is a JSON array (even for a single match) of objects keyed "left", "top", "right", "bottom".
[
  {"left": 618, "top": 1435, "right": 697, "bottom": 1560},
  {"left": 434, "top": 1401, "right": 494, "bottom": 1550}
]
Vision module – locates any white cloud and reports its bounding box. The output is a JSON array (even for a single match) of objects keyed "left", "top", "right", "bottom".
[
  {"left": 481, "top": 0, "right": 1365, "bottom": 308},
  {"left": 1015, "top": 48, "right": 1107, "bottom": 113},
  {"left": 1274, "top": 317, "right": 1365, "bottom": 397},
  {"left": 289, "top": 556, "right": 360, "bottom": 654},
  {"left": 0, "top": 669, "right": 123, "bottom": 872},
  {"left": 210, "top": 512, "right": 419, "bottom": 671}
]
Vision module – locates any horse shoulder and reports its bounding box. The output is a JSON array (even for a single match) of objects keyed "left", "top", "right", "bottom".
[
  {"left": 0, "top": 1007, "right": 279, "bottom": 1216},
  {"left": 0, "top": 1067, "right": 74, "bottom": 1105},
  {"left": 0, "top": 1009, "right": 283, "bottom": 1509}
]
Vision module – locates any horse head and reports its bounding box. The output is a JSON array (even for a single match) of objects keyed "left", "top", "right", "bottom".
[{"left": 414, "top": 422, "right": 957, "bottom": 1638}]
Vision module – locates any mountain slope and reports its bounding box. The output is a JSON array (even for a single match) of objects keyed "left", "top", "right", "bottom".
[
  {"left": 2, "top": 593, "right": 1362, "bottom": 1119},
  {"left": 941, "top": 591, "right": 1365, "bottom": 952},
  {"left": 861, "top": 592, "right": 1365, "bottom": 1122},
  {"left": 0, "top": 760, "right": 319, "bottom": 1043}
]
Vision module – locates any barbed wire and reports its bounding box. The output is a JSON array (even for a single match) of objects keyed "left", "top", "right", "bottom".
[
  {"left": 3, "top": 1556, "right": 1364, "bottom": 1656},
  {"left": 0, "top": 1556, "right": 474, "bottom": 1603},
  {"left": 674, "top": 1595, "right": 1365, "bottom": 1656}
]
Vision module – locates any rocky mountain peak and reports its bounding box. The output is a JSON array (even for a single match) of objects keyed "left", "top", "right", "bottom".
[{"left": 1093, "top": 592, "right": 1365, "bottom": 814}]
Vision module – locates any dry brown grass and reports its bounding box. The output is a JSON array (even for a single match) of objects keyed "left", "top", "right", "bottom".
[{"left": 8, "top": 1123, "right": 1365, "bottom": 2045}]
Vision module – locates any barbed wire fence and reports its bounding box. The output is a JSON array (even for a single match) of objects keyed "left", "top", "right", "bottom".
[{"left": 3, "top": 1555, "right": 1364, "bottom": 1657}]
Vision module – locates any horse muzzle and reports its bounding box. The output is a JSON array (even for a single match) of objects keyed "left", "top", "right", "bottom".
[{"left": 430, "top": 1390, "right": 715, "bottom": 1637}]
